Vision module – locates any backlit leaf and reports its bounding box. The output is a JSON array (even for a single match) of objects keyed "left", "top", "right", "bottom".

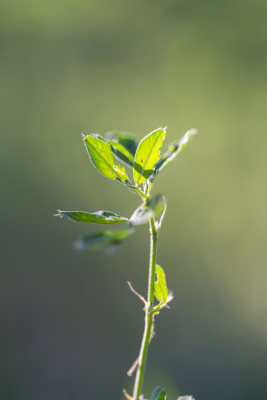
[
  {"left": 105, "top": 131, "right": 138, "bottom": 157},
  {"left": 74, "top": 228, "right": 134, "bottom": 250},
  {"left": 152, "top": 129, "right": 197, "bottom": 180},
  {"left": 83, "top": 135, "right": 129, "bottom": 182},
  {"left": 130, "top": 194, "right": 165, "bottom": 225},
  {"left": 55, "top": 210, "right": 129, "bottom": 224},
  {"left": 154, "top": 264, "right": 168, "bottom": 303},
  {"left": 150, "top": 386, "right": 167, "bottom": 400},
  {"left": 134, "top": 128, "right": 166, "bottom": 185},
  {"left": 109, "top": 140, "right": 135, "bottom": 167}
]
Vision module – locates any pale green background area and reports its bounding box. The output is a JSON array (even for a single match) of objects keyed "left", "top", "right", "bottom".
[{"left": 1, "top": 1, "right": 267, "bottom": 399}]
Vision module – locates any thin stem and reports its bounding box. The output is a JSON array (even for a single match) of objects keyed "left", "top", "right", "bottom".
[{"left": 132, "top": 217, "right": 158, "bottom": 400}]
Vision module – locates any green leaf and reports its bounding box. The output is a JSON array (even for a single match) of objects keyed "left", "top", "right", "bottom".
[
  {"left": 134, "top": 127, "right": 166, "bottom": 185},
  {"left": 74, "top": 228, "right": 134, "bottom": 250},
  {"left": 83, "top": 135, "right": 130, "bottom": 182},
  {"left": 130, "top": 194, "right": 165, "bottom": 225},
  {"left": 105, "top": 131, "right": 138, "bottom": 157},
  {"left": 152, "top": 129, "right": 197, "bottom": 179},
  {"left": 55, "top": 210, "right": 129, "bottom": 224},
  {"left": 109, "top": 140, "right": 135, "bottom": 167},
  {"left": 154, "top": 264, "right": 168, "bottom": 303},
  {"left": 150, "top": 386, "right": 167, "bottom": 400}
]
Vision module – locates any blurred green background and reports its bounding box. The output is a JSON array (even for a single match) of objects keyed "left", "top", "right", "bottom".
[{"left": 1, "top": 1, "right": 267, "bottom": 399}]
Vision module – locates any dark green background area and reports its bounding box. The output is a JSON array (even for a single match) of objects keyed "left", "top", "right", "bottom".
[{"left": 1, "top": 1, "right": 267, "bottom": 399}]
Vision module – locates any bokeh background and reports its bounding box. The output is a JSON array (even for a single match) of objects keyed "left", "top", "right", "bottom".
[{"left": 1, "top": 1, "right": 267, "bottom": 399}]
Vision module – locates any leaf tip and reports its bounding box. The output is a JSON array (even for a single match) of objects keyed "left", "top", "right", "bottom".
[
  {"left": 150, "top": 386, "right": 167, "bottom": 400},
  {"left": 189, "top": 128, "right": 198, "bottom": 135}
]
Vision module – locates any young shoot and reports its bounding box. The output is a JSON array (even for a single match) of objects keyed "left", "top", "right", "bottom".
[{"left": 55, "top": 127, "right": 197, "bottom": 400}]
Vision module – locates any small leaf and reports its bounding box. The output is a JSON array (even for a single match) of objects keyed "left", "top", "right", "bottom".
[
  {"left": 154, "top": 265, "right": 168, "bottom": 304},
  {"left": 105, "top": 131, "right": 138, "bottom": 157},
  {"left": 152, "top": 129, "right": 198, "bottom": 179},
  {"left": 134, "top": 128, "right": 166, "bottom": 185},
  {"left": 109, "top": 140, "right": 135, "bottom": 167},
  {"left": 74, "top": 228, "right": 134, "bottom": 250},
  {"left": 55, "top": 210, "right": 129, "bottom": 224},
  {"left": 150, "top": 386, "right": 167, "bottom": 400},
  {"left": 83, "top": 135, "right": 129, "bottom": 182},
  {"left": 130, "top": 194, "right": 165, "bottom": 225}
]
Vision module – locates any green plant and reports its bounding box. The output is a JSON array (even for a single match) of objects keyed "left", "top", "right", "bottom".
[{"left": 55, "top": 127, "right": 197, "bottom": 400}]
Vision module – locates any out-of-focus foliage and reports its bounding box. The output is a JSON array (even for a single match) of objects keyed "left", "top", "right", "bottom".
[
  {"left": 150, "top": 386, "right": 167, "bottom": 400},
  {"left": 1, "top": 1, "right": 267, "bottom": 400},
  {"left": 74, "top": 228, "right": 134, "bottom": 251}
]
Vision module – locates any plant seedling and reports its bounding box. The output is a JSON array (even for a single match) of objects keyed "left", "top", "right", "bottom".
[{"left": 55, "top": 127, "right": 197, "bottom": 400}]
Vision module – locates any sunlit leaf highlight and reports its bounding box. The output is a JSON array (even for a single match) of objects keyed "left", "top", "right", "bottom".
[
  {"left": 154, "top": 265, "right": 168, "bottom": 304},
  {"left": 83, "top": 135, "right": 129, "bottom": 182},
  {"left": 55, "top": 210, "right": 129, "bottom": 224},
  {"left": 109, "top": 140, "right": 135, "bottom": 166},
  {"left": 134, "top": 128, "right": 166, "bottom": 185},
  {"left": 105, "top": 131, "right": 138, "bottom": 157}
]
